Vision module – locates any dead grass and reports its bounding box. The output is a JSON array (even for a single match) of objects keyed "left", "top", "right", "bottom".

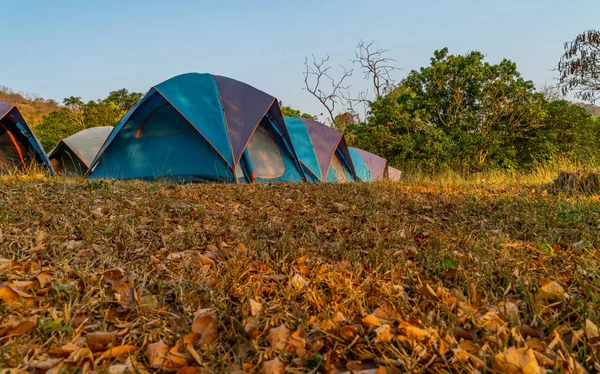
[
  {"left": 0, "top": 175, "right": 600, "bottom": 373},
  {"left": 546, "top": 170, "right": 600, "bottom": 196}
]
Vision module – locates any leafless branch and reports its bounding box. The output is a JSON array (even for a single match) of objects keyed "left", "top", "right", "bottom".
[
  {"left": 558, "top": 30, "right": 600, "bottom": 103},
  {"left": 303, "top": 55, "right": 353, "bottom": 127},
  {"left": 340, "top": 88, "right": 369, "bottom": 124},
  {"left": 351, "top": 40, "right": 400, "bottom": 99}
]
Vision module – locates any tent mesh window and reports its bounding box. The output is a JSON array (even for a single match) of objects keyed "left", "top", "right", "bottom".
[
  {"left": 246, "top": 125, "right": 285, "bottom": 179},
  {"left": 235, "top": 164, "right": 248, "bottom": 183},
  {"left": 330, "top": 154, "right": 347, "bottom": 182}
]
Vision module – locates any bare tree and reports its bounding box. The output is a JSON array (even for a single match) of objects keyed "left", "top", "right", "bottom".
[
  {"left": 558, "top": 30, "right": 600, "bottom": 103},
  {"left": 340, "top": 89, "right": 369, "bottom": 124},
  {"left": 303, "top": 40, "right": 400, "bottom": 130},
  {"left": 352, "top": 40, "right": 400, "bottom": 99},
  {"left": 539, "top": 84, "right": 563, "bottom": 102},
  {"left": 303, "top": 55, "right": 353, "bottom": 130}
]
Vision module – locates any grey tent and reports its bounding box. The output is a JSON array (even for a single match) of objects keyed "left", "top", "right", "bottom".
[{"left": 49, "top": 126, "right": 113, "bottom": 175}]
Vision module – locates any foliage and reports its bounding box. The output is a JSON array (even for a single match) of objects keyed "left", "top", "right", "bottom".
[
  {"left": 516, "top": 100, "right": 600, "bottom": 166},
  {"left": 35, "top": 89, "right": 142, "bottom": 150},
  {"left": 33, "top": 110, "right": 70, "bottom": 151},
  {"left": 0, "top": 86, "right": 59, "bottom": 127},
  {"left": 351, "top": 48, "right": 598, "bottom": 173},
  {"left": 279, "top": 101, "right": 316, "bottom": 120},
  {"left": 105, "top": 88, "right": 144, "bottom": 111},
  {"left": 558, "top": 30, "right": 600, "bottom": 102}
]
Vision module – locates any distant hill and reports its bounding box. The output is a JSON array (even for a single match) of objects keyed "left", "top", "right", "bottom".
[
  {"left": 572, "top": 102, "right": 600, "bottom": 117},
  {"left": 0, "top": 86, "right": 60, "bottom": 127}
]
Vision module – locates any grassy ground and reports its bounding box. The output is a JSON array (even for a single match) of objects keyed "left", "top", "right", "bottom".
[{"left": 1, "top": 173, "right": 599, "bottom": 373}]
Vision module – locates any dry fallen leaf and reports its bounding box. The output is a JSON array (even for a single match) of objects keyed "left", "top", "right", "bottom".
[
  {"left": 29, "top": 358, "right": 64, "bottom": 370},
  {"left": 536, "top": 280, "right": 564, "bottom": 301},
  {"left": 6, "top": 320, "right": 35, "bottom": 336},
  {"left": 107, "top": 364, "right": 128, "bottom": 374},
  {"left": 418, "top": 283, "right": 439, "bottom": 301},
  {"left": 399, "top": 322, "right": 430, "bottom": 342},
  {"left": 452, "top": 348, "right": 470, "bottom": 364},
  {"left": 48, "top": 342, "right": 80, "bottom": 357},
  {"left": 178, "top": 367, "right": 198, "bottom": 374},
  {"left": 67, "top": 347, "right": 93, "bottom": 363},
  {"left": 0, "top": 257, "right": 13, "bottom": 270},
  {"left": 244, "top": 316, "right": 260, "bottom": 336},
  {"left": 146, "top": 340, "right": 169, "bottom": 368},
  {"left": 100, "top": 345, "right": 138, "bottom": 359},
  {"left": 92, "top": 209, "right": 104, "bottom": 219},
  {"left": 586, "top": 319, "right": 599, "bottom": 339},
  {"left": 502, "top": 301, "right": 520, "bottom": 322},
  {"left": 249, "top": 298, "right": 263, "bottom": 316},
  {"left": 332, "top": 202, "right": 348, "bottom": 213},
  {"left": 262, "top": 357, "right": 285, "bottom": 374},
  {"left": 72, "top": 313, "right": 88, "bottom": 327},
  {"left": 267, "top": 324, "right": 290, "bottom": 350},
  {"left": 286, "top": 329, "right": 306, "bottom": 356},
  {"left": 361, "top": 314, "right": 382, "bottom": 328},
  {"left": 192, "top": 311, "right": 219, "bottom": 345},
  {"left": 0, "top": 285, "right": 20, "bottom": 305},
  {"left": 375, "top": 324, "right": 393, "bottom": 344},
  {"left": 147, "top": 340, "right": 187, "bottom": 370},
  {"left": 85, "top": 331, "right": 116, "bottom": 352},
  {"left": 171, "top": 333, "right": 200, "bottom": 353},
  {"left": 520, "top": 325, "right": 545, "bottom": 338},
  {"left": 36, "top": 272, "right": 53, "bottom": 288},
  {"left": 340, "top": 325, "right": 360, "bottom": 341},
  {"left": 185, "top": 344, "right": 203, "bottom": 366},
  {"left": 290, "top": 274, "right": 308, "bottom": 290},
  {"left": 492, "top": 347, "right": 541, "bottom": 374}
]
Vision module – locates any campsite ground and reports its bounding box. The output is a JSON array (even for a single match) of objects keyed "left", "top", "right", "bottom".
[{"left": 0, "top": 174, "right": 599, "bottom": 373}]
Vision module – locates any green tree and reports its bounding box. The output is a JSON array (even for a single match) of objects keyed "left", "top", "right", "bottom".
[
  {"left": 351, "top": 48, "right": 546, "bottom": 172},
  {"left": 105, "top": 89, "right": 143, "bottom": 110},
  {"left": 35, "top": 109, "right": 71, "bottom": 151},
  {"left": 517, "top": 100, "right": 600, "bottom": 165},
  {"left": 84, "top": 100, "right": 125, "bottom": 129},
  {"left": 36, "top": 89, "right": 138, "bottom": 150},
  {"left": 279, "top": 101, "right": 316, "bottom": 120}
]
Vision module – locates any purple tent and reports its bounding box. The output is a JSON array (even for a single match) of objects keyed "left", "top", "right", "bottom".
[
  {"left": 299, "top": 118, "right": 356, "bottom": 181},
  {"left": 388, "top": 166, "right": 402, "bottom": 182},
  {"left": 354, "top": 148, "right": 388, "bottom": 181}
]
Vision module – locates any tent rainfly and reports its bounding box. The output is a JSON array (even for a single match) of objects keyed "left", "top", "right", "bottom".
[
  {"left": 49, "top": 126, "right": 113, "bottom": 175},
  {"left": 0, "top": 100, "right": 53, "bottom": 174},
  {"left": 284, "top": 116, "right": 356, "bottom": 183},
  {"left": 388, "top": 166, "right": 402, "bottom": 181},
  {"left": 349, "top": 147, "right": 388, "bottom": 181},
  {"left": 87, "top": 73, "right": 305, "bottom": 183}
]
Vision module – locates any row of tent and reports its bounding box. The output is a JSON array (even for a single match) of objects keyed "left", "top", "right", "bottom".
[{"left": 0, "top": 73, "right": 401, "bottom": 183}]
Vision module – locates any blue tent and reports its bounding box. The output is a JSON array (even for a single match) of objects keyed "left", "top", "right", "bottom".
[
  {"left": 348, "top": 148, "right": 373, "bottom": 182},
  {"left": 0, "top": 101, "right": 53, "bottom": 174},
  {"left": 348, "top": 147, "right": 388, "bottom": 182},
  {"left": 284, "top": 117, "right": 356, "bottom": 182},
  {"left": 88, "top": 73, "right": 305, "bottom": 183}
]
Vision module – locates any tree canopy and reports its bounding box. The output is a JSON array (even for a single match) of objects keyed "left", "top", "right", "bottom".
[
  {"left": 35, "top": 89, "right": 143, "bottom": 151},
  {"left": 279, "top": 101, "right": 317, "bottom": 120},
  {"left": 350, "top": 48, "right": 599, "bottom": 172}
]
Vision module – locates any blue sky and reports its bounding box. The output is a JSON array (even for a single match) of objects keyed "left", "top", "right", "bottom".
[{"left": 1, "top": 0, "right": 599, "bottom": 120}]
